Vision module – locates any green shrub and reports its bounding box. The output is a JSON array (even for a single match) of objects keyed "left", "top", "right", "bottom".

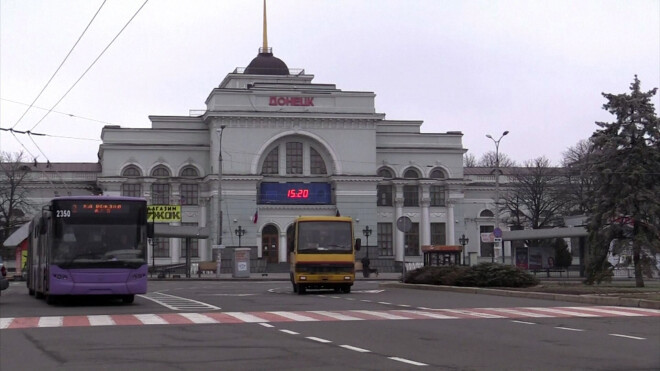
[{"left": 404, "top": 263, "right": 539, "bottom": 288}]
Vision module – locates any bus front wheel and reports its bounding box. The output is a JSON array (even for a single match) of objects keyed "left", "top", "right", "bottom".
[
  {"left": 122, "top": 295, "right": 135, "bottom": 304},
  {"left": 297, "top": 285, "right": 306, "bottom": 295}
]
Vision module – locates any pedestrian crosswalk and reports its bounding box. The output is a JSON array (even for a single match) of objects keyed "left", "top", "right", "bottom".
[{"left": 1, "top": 306, "right": 658, "bottom": 330}]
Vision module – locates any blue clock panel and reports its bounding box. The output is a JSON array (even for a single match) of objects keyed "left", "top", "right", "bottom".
[{"left": 259, "top": 182, "right": 332, "bottom": 205}]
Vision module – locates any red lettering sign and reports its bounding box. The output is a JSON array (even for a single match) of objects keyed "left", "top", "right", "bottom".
[{"left": 269, "top": 96, "right": 314, "bottom": 107}]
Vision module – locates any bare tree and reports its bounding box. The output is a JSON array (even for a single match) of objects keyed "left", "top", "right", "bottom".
[
  {"left": 501, "top": 157, "right": 569, "bottom": 243},
  {"left": 478, "top": 151, "right": 517, "bottom": 167},
  {"left": 562, "top": 139, "right": 597, "bottom": 215},
  {"left": 0, "top": 151, "right": 32, "bottom": 244},
  {"left": 463, "top": 153, "right": 477, "bottom": 167}
]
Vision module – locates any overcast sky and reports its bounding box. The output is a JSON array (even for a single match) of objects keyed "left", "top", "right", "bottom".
[{"left": 1, "top": 0, "right": 658, "bottom": 166}]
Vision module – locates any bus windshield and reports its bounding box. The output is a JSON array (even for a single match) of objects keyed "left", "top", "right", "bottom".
[
  {"left": 297, "top": 221, "right": 353, "bottom": 254},
  {"left": 51, "top": 199, "right": 148, "bottom": 268}
]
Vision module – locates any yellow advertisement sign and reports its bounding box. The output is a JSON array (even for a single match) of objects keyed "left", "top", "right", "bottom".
[{"left": 147, "top": 205, "right": 182, "bottom": 223}]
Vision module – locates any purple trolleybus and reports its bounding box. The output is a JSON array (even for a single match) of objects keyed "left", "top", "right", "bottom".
[{"left": 27, "top": 196, "right": 152, "bottom": 304}]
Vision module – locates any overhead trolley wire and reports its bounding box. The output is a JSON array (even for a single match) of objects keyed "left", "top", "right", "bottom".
[
  {"left": 28, "top": 0, "right": 150, "bottom": 132},
  {"left": 11, "top": 0, "right": 108, "bottom": 130}
]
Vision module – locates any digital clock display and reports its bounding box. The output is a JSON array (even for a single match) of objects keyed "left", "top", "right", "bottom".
[{"left": 259, "top": 182, "right": 332, "bottom": 205}]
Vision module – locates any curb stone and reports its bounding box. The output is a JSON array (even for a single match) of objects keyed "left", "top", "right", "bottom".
[{"left": 379, "top": 282, "right": 660, "bottom": 310}]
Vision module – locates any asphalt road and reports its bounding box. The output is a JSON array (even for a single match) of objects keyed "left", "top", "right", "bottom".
[{"left": 1, "top": 279, "right": 659, "bottom": 370}]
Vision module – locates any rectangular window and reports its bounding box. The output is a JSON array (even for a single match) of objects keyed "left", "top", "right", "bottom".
[
  {"left": 403, "top": 185, "right": 419, "bottom": 207},
  {"left": 480, "top": 225, "right": 495, "bottom": 257},
  {"left": 153, "top": 237, "right": 170, "bottom": 258},
  {"left": 286, "top": 142, "right": 303, "bottom": 174},
  {"left": 377, "top": 223, "right": 393, "bottom": 256},
  {"left": 377, "top": 185, "right": 393, "bottom": 206},
  {"left": 430, "top": 223, "right": 446, "bottom": 245},
  {"left": 430, "top": 185, "right": 445, "bottom": 206},
  {"left": 179, "top": 184, "right": 198, "bottom": 205},
  {"left": 121, "top": 183, "right": 141, "bottom": 197},
  {"left": 179, "top": 223, "right": 199, "bottom": 258},
  {"left": 404, "top": 223, "right": 420, "bottom": 256},
  {"left": 152, "top": 183, "right": 170, "bottom": 204}
]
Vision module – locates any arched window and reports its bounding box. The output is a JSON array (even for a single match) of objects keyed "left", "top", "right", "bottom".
[
  {"left": 151, "top": 166, "right": 170, "bottom": 177},
  {"left": 180, "top": 166, "right": 198, "bottom": 177},
  {"left": 378, "top": 168, "right": 393, "bottom": 179},
  {"left": 480, "top": 210, "right": 495, "bottom": 218},
  {"left": 403, "top": 168, "right": 420, "bottom": 179},
  {"left": 179, "top": 167, "right": 199, "bottom": 205},
  {"left": 122, "top": 165, "right": 141, "bottom": 177},
  {"left": 262, "top": 148, "right": 279, "bottom": 174},
  {"left": 430, "top": 169, "right": 445, "bottom": 179},
  {"left": 151, "top": 166, "right": 170, "bottom": 204},
  {"left": 286, "top": 142, "right": 303, "bottom": 174},
  {"left": 121, "top": 165, "right": 142, "bottom": 197},
  {"left": 310, "top": 147, "right": 327, "bottom": 175}
]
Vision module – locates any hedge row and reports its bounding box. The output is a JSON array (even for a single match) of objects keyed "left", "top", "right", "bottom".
[{"left": 404, "top": 263, "right": 540, "bottom": 288}]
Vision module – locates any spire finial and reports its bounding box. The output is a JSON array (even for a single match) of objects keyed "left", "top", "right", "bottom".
[{"left": 262, "top": 0, "right": 268, "bottom": 51}]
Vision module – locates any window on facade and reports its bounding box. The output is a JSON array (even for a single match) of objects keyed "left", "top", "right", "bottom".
[
  {"left": 377, "top": 223, "right": 393, "bottom": 256},
  {"left": 403, "top": 185, "right": 419, "bottom": 207},
  {"left": 310, "top": 147, "right": 327, "bottom": 174},
  {"left": 404, "top": 223, "right": 420, "bottom": 256},
  {"left": 430, "top": 169, "right": 445, "bottom": 179},
  {"left": 152, "top": 183, "right": 170, "bottom": 204},
  {"left": 286, "top": 142, "right": 303, "bottom": 174},
  {"left": 153, "top": 237, "right": 170, "bottom": 258},
  {"left": 180, "top": 167, "right": 199, "bottom": 177},
  {"left": 122, "top": 166, "right": 141, "bottom": 177},
  {"left": 430, "top": 185, "right": 445, "bottom": 206},
  {"left": 480, "top": 225, "right": 494, "bottom": 257},
  {"left": 430, "top": 223, "right": 446, "bottom": 245},
  {"left": 403, "top": 168, "right": 420, "bottom": 179},
  {"left": 122, "top": 183, "right": 142, "bottom": 197},
  {"left": 262, "top": 148, "right": 279, "bottom": 175},
  {"left": 480, "top": 210, "right": 495, "bottom": 218},
  {"left": 377, "top": 185, "right": 393, "bottom": 206},
  {"left": 151, "top": 166, "right": 170, "bottom": 177},
  {"left": 180, "top": 223, "right": 199, "bottom": 258},
  {"left": 378, "top": 168, "right": 393, "bottom": 179},
  {"left": 180, "top": 184, "right": 198, "bottom": 205}
]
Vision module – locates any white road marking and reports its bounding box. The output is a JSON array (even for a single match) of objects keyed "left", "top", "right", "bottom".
[
  {"left": 522, "top": 307, "right": 599, "bottom": 317},
  {"left": 179, "top": 313, "right": 218, "bottom": 324},
  {"left": 88, "top": 315, "right": 116, "bottom": 326},
  {"left": 609, "top": 333, "right": 646, "bottom": 340},
  {"left": 388, "top": 356, "right": 428, "bottom": 366},
  {"left": 511, "top": 320, "right": 536, "bottom": 325},
  {"left": 224, "top": 312, "right": 268, "bottom": 323},
  {"left": 259, "top": 323, "right": 274, "bottom": 328},
  {"left": 280, "top": 329, "right": 299, "bottom": 335},
  {"left": 564, "top": 306, "right": 644, "bottom": 317},
  {"left": 350, "top": 310, "right": 410, "bottom": 320},
  {"left": 308, "top": 311, "right": 364, "bottom": 321},
  {"left": 395, "top": 310, "right": 457, "bottom": 319},
  {"left": 440, "top": 309, "right": 506, "bottom": 319},
  {"left": 307, "top": 336, "right": 332, "bottom": 343},
  {"left": 268, "top": 311, "right": 318, "bottom": 322},
  {"left": 485, "top": 308, "right": 550, "bottom": 318},
  {"left": 135, "top": 314, "right": 168, "bottom": 325},
  {"left": 340, "top": 345, "right": 371, "bottom": 353},
  {"left": 0, "top": 318, "right": 14, "bottom": 329},
  {"left": 38, "top": 316, "right": 63, "bottom": 327},
  {"left": 555, "top": 327, "right": 584, "bottom": 332},
  {"left": 139, "top": 292, "right": 221, "bottom": 311}
]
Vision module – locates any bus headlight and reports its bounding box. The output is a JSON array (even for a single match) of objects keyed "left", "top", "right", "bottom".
[
  {"left": 299, "top": 276, "right": 307, "bottom": 280},
  {"left": 53, "top": 274, "right": 69, "bottom": 280},
  {"left": 343, "top": 276, "right": 351, "bottom": 280}
]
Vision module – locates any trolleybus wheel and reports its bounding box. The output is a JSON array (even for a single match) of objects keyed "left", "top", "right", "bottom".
[
  {"left": 297, "top": 284, "right": 306, "bottom": 295},
  {"left": 122, "top": 295, "right": 135, "bottom": 304}
]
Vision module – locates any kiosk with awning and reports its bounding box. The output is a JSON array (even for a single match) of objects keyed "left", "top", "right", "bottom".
[{"left": 422, "top": 245, "right": 463, "bottom": 266}]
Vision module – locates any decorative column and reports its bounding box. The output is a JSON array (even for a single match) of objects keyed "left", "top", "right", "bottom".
[
  {"left": 447, "top": 200, "right": 456, "bottom": 245},
  {"left": 394, "top": 182, "right": 405, "bottom": 262},
  {"left": 279, "top": 232, "right": 288, "bottom": 263}
]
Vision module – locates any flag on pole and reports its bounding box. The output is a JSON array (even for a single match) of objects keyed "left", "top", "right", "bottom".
[{"left": 252, "top": 209, "right": 258, "bottom": 223}]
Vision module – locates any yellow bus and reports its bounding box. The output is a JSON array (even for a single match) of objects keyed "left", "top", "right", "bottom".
[{"left": 288, "top": 216, "right": 361, "bottom": 294}]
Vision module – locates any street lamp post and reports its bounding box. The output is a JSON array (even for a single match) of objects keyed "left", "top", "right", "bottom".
[
  {"left": 486, "top": 130, "right": 509, "bottom": 264},
  {"left": 216, "top": 125, "right": 226, "bottom": 247},
  {"left": 458, "top": 234, "right": 469, "bottom": 265},
  {"left": 362, "top": 226, "right": 372, "bottom": 259},
  {"left": 235, "top": 225, "right": 246, "bottom": 247}
]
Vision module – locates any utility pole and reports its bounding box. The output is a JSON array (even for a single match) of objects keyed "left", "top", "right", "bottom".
[
  {"left": 216, "top": 125, "right": 226, "bottom": 247},
  {"left": 486, "top": 130, "right": 509, "bottom": 264}
]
